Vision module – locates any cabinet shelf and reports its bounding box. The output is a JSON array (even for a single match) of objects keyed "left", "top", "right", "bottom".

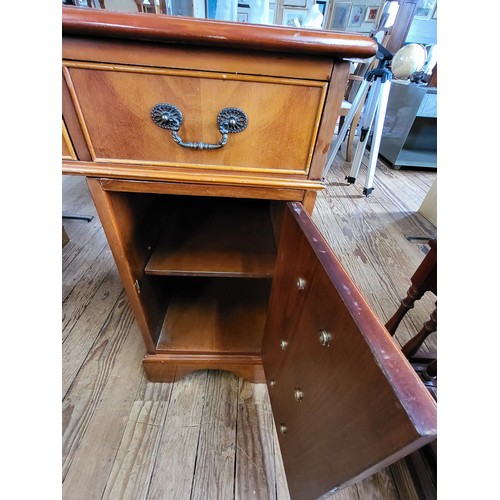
[
  {"left": 155, "top": 277, "right": 270, "bottom": 354},
  {"left": 392, "top": 148, "right": 437, "bottom": 168},
  {"left": 145, "top": 197, "right": 277, "bottom": 278}
]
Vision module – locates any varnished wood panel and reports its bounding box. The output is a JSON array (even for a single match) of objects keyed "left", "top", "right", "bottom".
[
  {"left": 86, "top": 180, "right": 167, "bottom": 352},
  {"left": 145, "top": 197, "right": 276, "bottom": 278},
  {"left": 143, "top": 354, "right": 265, "bottom": 383},
  {"left": 62, "top": 37, "right": 335, "bottom": 82},
  {"left": 65, "top": 62, "right": 326, "bottom": 174},
  {"left": 62, "top": 71, "right": 91, "bottom": 161},
  {"left": 63, "top": 154, "right": 436, "bottom": 499},
  {"left": 262, "top": 203, "right": 436, "bottom": 499},
  {"left": 63, "top": 159, "right": 324, "bottom": 191},
  {"left": 62, "top": 7, "right": 378, "bottom": 59},
  {"left": 156, "top": 278, "right": 270, "bottom": 354},
  {"left": 308, "top": 60, "right": 351, "bottom": 181},
  {"left": 99, "top": 178, "right": 306, "bottom": 203},
  {"left": 62, "top": 120, "right": 77, "bottom": 160}
]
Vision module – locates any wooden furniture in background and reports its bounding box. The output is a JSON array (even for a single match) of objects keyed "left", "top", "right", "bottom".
[
  {"left": 383, "top": 0, "right": 418, "bottom": 55},
  {"left": 385, "top": 238, "right": 437, "bottom": 341},
  {"left": 385, "top": 238, "right": 437, "bottom": 498},
  {"left": 62, "top": 7, "right": 436, "bottom": 497}
]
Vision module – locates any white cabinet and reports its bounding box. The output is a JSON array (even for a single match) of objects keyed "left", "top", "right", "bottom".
[{"left": 379, "top": 81, "right": 437, "bottom": 169}]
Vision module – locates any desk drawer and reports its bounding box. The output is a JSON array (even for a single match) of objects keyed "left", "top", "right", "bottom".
[{"left": 64, "top": 62, "right": 327, "bottom": 176}]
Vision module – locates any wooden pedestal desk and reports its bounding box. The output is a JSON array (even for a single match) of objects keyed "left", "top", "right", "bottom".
[{"left": 62, "top": 8, "right": 436, "bottom": 499}]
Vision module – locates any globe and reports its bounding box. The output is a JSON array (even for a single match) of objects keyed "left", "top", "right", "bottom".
[{"left": 391, "top": 43, "right": 427, "bottom": 80}]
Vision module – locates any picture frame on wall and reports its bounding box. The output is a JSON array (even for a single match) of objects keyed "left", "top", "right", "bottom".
[
  {"left": 364, "top": 6, "right": 379, "bottom": 23},
  {"left": 316, "top": 0, "right": 328, "bottom": 27},
  {"left": 330, "top": 2, "right": 351, "bottom": 30},
  {"left": 317, "top": 0, "right": 327, "bottom": 16},
  {"left": 282, "top": 7, "right": 308, "bottom": 27},
  {"left": 237, "top": 3, "right": 250, "bottom": 22},
  {"left": 347, "top": 5, "right": 367, "bottom": 28},
  {"left": 414, "top": 0, "right": 436, "bottom": 20},
  {"left": 283, "top": 0, "right": 307, "bottom": 8},
  {"left": 269, "top": 2, "right": 276, "bottom": 23}
]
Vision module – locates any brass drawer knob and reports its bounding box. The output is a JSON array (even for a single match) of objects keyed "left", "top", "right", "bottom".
[
  {"left": 294, "top": 388, "right": 304, "bottom": 402},
  {"left": 296, "top": 277, "right": 306, "bottom": 290},
  {"left": 151, "top": 103, "right": 248, "bottom": 150},
  {"left": 279, "top": 424, "right": 287, "bottom": 435},
  {"left": 280, "top": 340, "right": 289, "bottom": 350},
  {"left": 318, "top": 329, "right": 333, "bottom": 347}
]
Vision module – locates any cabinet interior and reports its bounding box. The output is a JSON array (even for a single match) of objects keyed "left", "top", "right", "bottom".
[{"left": 104, "top": 189, "right": 282, "bottom": 355}]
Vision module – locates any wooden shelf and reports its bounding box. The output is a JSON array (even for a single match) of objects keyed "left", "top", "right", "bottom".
[
  {"left": 145, "top": 197, "right": 277, "bottom": 278},
  {"left": 155, "top": 277, "right": 271, "bottom": 354}
]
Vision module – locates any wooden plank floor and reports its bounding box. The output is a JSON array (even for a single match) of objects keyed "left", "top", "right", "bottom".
[{"left": 62, "top": 149, "right": 437, "bottom": 500}]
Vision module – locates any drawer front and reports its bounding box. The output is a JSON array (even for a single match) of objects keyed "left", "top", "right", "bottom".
[{"left": 64, "top": 62, "right": 327, "bottom": 176}]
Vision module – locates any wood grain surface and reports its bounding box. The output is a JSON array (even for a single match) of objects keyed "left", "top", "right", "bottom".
[
  {"left": 62, "top": 7, "right": 378, "bottom": 59},
  {"left": 65, "top": 63, "right": 326, "bottom": 174},
  {"left": 62, "top": 146, "right": 436, "bottom": 499}
]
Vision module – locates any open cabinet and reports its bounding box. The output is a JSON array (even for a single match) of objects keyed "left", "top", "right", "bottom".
[{"left": 62, "top": 8, "right": 436, "bottom": 498}]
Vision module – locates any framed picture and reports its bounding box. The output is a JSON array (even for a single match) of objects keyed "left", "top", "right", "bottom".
[
  {"left": 205, "top": 0, "right": 217, "bottom": 19},
  {"left": 347, "top": 5, "right": 367, "bottom": 28},
  {"left": 317, "top": 0, "right": 327, "bottom": 16},
  {"left": 414, "top": 0, "right": 436, "bottom": 20},
  {"left": 283, "top": 0, "right": 307, "bottom": 7},
  {"left": 316, "top": 0, "right": 328, "bottom": 27},
  {"left": 330, "top": 2, "right": 351, "bottom": 30},
  {"left": 282, "top": 7, "right": 308, "bottom": 27},
  {"left": 237, "top": 3, "right": 250, "bottom": 22},
  {"left": 365, "top": 6, "right": 379, "bottom": 23},
  {"left": 269, "top": 2, "right": 276, "bottom": 24}
]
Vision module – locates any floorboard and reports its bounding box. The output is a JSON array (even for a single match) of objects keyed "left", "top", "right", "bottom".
[{"left": 62, "top": 145, "right": 437, "bottom": 499}]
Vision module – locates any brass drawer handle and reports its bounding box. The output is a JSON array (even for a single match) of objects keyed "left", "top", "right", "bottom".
[{"left": 151, "top": 103, "right": 248, "bottom": 150}]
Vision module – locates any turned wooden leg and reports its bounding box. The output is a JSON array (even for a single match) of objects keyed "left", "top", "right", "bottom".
[
  {"left": 422, "top": 359, "right": 437, "bottom": 381},
  {"left": 402, "top": 307, "right": 437, "bottom": 359},
  {"left": 385, "top": 239, "right": 437, "bottom": 337},
  {"left": 385, "top": 286, "right": 427, "bottom": 336}
]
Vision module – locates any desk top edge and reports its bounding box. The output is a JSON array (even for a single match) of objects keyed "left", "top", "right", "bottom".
[{"left": 62, "top": 6, "right": 378, "bottom": 60}]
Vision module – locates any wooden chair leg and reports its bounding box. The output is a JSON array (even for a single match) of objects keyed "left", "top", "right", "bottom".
[
  {"left": 422, "top": 359, "right": 437, "bottom": 381},
  {"left": 402, "top": 307, "right": 437, "bottom": 359},
  {"left": 385, "top": 239, "right": 437, "bottom": 337},
  {"left": 385, "top": 287, "right": 427, "bottom": 336}
]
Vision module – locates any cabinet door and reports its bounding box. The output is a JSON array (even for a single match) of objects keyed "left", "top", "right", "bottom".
[{"left": 262, "top": 202, "right": 437, "bottom": 499}]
